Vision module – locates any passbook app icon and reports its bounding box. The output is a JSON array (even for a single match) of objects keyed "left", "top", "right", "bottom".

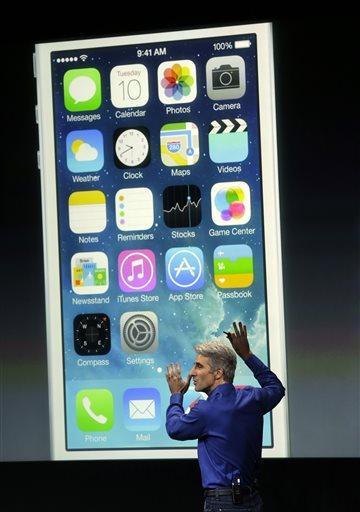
[
  {"left": 123, "top": 388, "right": 161, "bottom": 431},
  {"left": 213, "top": 245, "right": 254, "bottom": 288}
]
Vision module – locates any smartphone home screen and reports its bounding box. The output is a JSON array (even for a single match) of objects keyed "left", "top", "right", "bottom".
[{"left": 51, "top": 32, "right": 273, "bottom": 451}]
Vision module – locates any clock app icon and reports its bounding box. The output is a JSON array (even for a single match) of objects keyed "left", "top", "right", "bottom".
[
  {"left": 114, "top": 127, "right": 150, "bottom": 168},
  {"left": 74, "top": 313, "right": 111, "bottom": 355}
]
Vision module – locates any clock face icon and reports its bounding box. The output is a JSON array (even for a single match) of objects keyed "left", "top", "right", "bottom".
[
  {"left": 73, "top": 313, "right": 111, "bottom": 355},
  {"left": 114, "top": 127, "right": 150, "bottom": 168}
]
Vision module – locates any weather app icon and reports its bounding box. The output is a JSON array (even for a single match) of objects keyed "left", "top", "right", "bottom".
[
  {"left": 66, "top": 129, "right": 104, "bottom": 173},
  {"left": 165, "top": 247, "right": 204, "bottom": 291}
]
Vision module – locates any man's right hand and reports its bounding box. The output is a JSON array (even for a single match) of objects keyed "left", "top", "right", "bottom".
[{"left": 226, "top": 322, "right": 252, "bottom": 360}]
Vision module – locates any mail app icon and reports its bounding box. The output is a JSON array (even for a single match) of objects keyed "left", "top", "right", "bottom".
[
  {"left": 123, "top": 387, "right": 161, "bottom": 431},
  {"left": 129, "top": 399, "right": 155, "bottom": 420}
]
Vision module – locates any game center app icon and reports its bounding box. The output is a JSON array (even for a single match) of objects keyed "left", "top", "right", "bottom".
[
  {"left": 64, "top": 68, "right": 102, "bottom": 112},
  {"left": 118, "top": 249, "right": 156, "bottom": 292},
  {"left": 211, "top": 182, "right": 251, "bottom": 226},
  {"left": 158, "top": 60, "right": 197, "bottom": 104}
]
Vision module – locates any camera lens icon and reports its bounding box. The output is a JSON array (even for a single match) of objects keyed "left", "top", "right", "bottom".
[
  {"left": 212, "top": 65, "right": 240, "bottom": 90},
  {"left": 206, "top": 56, "right": 246, "bottom": 100},
  {"left": 121, "top": 312, "right": 158, "bottom": 353}
]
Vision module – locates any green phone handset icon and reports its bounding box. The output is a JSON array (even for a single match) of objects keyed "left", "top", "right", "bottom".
[{"left": 76, "top": 389, "right": 114, "bottom": 431}]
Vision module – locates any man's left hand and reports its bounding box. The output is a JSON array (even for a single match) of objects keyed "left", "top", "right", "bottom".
[{"left": 166, "top": 363, "right": 191, "bottom": 395}]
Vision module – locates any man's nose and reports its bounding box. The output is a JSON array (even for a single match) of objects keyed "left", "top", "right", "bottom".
[{"left": 189, "top": 366, "right": 196, "bottom": 377}]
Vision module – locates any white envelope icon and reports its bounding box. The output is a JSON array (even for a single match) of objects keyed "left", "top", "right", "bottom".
[{"left": 129, "top": 399, "right": 155, "bottom": 420}]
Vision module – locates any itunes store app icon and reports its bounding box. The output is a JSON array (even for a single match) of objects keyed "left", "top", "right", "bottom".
[{"left": 118, "top": 249, "right": 156, "bottom": 292}]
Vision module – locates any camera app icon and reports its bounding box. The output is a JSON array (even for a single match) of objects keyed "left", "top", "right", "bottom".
[{"left": 206, "top": 56, "right": 246, "bottom": 101}]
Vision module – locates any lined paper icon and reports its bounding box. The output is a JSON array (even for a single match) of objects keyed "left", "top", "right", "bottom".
[
  {"left": 69, "top": 190, "right": 106, "bottom": 233},
  {"left": 115, "top": 188, "right": 154, "bottom": 231}
]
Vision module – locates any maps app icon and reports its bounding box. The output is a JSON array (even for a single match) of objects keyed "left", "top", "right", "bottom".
[{"left": 160, "top": 122, "right": 199, "bottom": 166}]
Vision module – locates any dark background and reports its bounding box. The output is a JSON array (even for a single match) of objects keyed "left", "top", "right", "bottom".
[{"left": 1, "top": 14, "right": 358, "bottom": 511}]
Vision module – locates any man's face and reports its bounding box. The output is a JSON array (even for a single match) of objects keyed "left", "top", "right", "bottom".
[{"left": 190, "top": 354, "right": 218, "bottom": 394}]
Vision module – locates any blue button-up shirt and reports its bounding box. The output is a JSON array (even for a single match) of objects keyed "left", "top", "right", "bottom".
[{"left": 166, "top": 354, "right": 285, "bottom": 488}]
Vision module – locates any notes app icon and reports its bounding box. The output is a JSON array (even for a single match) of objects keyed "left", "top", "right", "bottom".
[
  {"left": 118, "top": 249, "right": 156, "bottom": 292},
  {"left": 69, "top": 190, "right": 106, "bottom": 233}
]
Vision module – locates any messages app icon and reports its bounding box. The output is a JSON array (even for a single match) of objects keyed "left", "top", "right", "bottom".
[
  {"left": 64, "top": 68, "right": 102, "bottom": 111},
  {"left": 123, "top": 387, "right": 161, "bottom": 431}
]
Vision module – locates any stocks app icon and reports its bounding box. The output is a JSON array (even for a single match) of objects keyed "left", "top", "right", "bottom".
[
  {"left": 120, "top": 312, "right": 158, "bottom": 353},
  {"left": 163, "top": 184, "right": 201, "bottom": 228},
  {"left": 206, "top": 56, "right": 246, "bottom": 101}
]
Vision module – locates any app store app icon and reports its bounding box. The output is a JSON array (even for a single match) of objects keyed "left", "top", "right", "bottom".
[{"left": 165, "top": 247, "right": 204, "bottom": 291}]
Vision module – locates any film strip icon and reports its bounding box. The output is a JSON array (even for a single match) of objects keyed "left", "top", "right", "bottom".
[{"left": 209, "top": 118, "right": 247, "bottom": 134}]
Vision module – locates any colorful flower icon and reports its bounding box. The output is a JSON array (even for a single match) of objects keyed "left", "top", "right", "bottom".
[{"left": 158, "top": 60, "right": 197, "bottom": 104}]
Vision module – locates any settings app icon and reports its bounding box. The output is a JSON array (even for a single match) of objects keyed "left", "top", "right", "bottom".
[{"left": 120, "top": 311, "right": 158, "bottom": 353}]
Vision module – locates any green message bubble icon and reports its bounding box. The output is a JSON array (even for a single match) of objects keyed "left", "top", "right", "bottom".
[{"left": 64, "top": 68, "right": 102, "bottom": 112}]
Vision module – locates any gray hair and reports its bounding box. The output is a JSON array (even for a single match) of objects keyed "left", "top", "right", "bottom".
[{"left": 194, "top": 341, "right": 237, "bottom": 383}]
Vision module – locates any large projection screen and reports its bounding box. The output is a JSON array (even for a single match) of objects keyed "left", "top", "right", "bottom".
[{"left": 35, "top": 22, "right": 288, "bottom": 460}]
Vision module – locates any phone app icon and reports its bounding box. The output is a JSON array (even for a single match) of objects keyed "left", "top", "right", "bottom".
[
  {"left": 66, "top": 129, "right": 104, "bottom": 173},
  {"left": 160, "top": 122, "right": 199, "bottom": 166},
  {"left": 206, "top": 55, "right": 246, "bottom": 100},
  {"left": 165, "top": 247, "right": 204, "bottom": 291},
  {"left": 120, "top": 311, "right": 158, "bottom": 353},
  {"left": 208, "top": 118, "right": 248, "bottom": 163},
  {"left": 114, "top": 127, "right": 150, "bottom": 168},
  {"left": 64, "top": 68, "right": 102, "bottom": 112},
  {"left": 163, "top": 185, "right": 201, "bottom": 228},
  {"left": 157, "top": 60, "right": 197, "bottom": 104},
  {"left": 69, "top": 190, "right": 106, "bottom": 234},
  {"left": 211, "top": 182, "right": 251, "bottom": 226},
  {"left": 74, "top": 314, "right": 111, "bottom": 356},
  {"left": 213, "top": 245, "right": 254, "bottom": 288},
  {"left": 123, "top": 388, "right": 161, "bottom": 431},
  {"left": 115, "top": 187, "right": 153, "bottom": 231},
  {"left": 110, "top": 64, "right": 149, "bottom": 108},
  {"left": 71, "top": 251, "right": 109, "bottom": 295},
  {"left": 76, "top": 389, "right": 114, "bottom": 431},
  {"left": 118, "top": 249, "right": 156, "bottom": 292}
]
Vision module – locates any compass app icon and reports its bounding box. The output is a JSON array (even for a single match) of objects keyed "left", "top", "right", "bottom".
[{"left": 165, "top": 247, "right": 204, "bottom": 291}]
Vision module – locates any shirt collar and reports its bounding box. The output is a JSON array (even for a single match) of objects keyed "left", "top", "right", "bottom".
[{"left": 207, "top": 382, "right": 235, "bottom": 401}]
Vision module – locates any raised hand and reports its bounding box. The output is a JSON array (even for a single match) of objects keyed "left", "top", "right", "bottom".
[
  {"left": 166, "top": 363, "right": 191, "bottom": 395},
  {"left": 224, "top": 322, "right": 252, "bottom": 360}
]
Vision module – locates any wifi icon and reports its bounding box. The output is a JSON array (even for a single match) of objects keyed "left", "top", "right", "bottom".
[{"left": 79, "top": 54, "right": 88, "bottom": 62}]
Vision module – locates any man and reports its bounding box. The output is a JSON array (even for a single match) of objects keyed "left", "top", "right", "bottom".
[{"left": 166, "top": 321, "right": 285, "bottom": 511}]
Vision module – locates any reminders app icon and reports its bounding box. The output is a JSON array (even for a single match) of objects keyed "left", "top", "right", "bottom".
[{"left": 123, "top": 388, "right": 161, "bottom": 431}]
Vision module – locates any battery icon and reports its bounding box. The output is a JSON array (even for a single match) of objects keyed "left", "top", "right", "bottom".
[{"left": 234, "top": 40, "right": 251, "bottom": 49}]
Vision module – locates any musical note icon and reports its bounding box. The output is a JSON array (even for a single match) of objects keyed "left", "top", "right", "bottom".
[
  {"left": 127, "top": 258, "right": 144, "bottom": 282},
  {"left": 118, "top": 249, "right": 156, "bottom": 292}
]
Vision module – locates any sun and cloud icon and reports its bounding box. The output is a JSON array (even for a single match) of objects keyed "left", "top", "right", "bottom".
[{"left": 66, "top": 129, "right": 104, "bottom": 173}]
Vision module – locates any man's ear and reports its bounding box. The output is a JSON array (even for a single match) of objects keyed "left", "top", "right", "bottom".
[{"left": 215, "top": 368, "right": 224, "bottom": 380}]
